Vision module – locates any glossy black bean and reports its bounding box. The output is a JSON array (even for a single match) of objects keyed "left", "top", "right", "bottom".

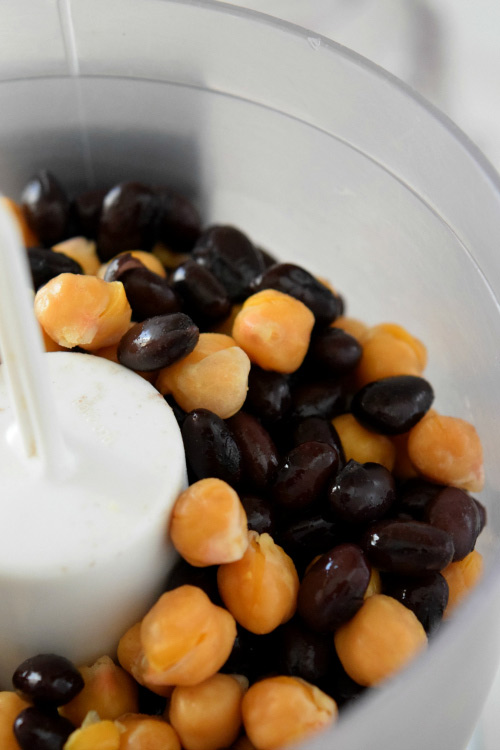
[
  {"left": 328, "top": 460, "right": 395, "bottom": 524},
  {"left": 276, "top": 515, "right": 340, "bottom": 575},
  {"left": 71, "top": 188, "right": 106, "bottom": 238},
  {"left": 164, "top": 395, "right": 187, "bottom": 427},
  {"left": 272, "top": 442, "right": 340, "bottom": 511},
  {"left": 103, "top": 251, "right": 145, "bottom": 282},
  {"left": 291, "top": 416, "right": 345, "bottom": 459},
  {"left": 320, "top": 651, "right": 366, "bottom": 708},
  {"left": 27, "top": 248, "right": 83, "bottom": 291},
  {"left": 172, "top": 260, "right": 231, "bottom": 320},
  {"left": 221, "top": 626, "right": 280, "bottom": 683},
  {"left": 97, "top": 182, "right": 158, "bottom": 261},
  {"left": 250, "top": 263, "right": 340, "bottom": 325},
  {"left": 363, "top": 520, "right": 454, "bottom": 575},
  {"left": 245, "top": 367, "right": 291, "bottom": 423},
  {"left": 475, "top": 499, "right": 487, "bottom": 534},
  {"left": 14, "top": 706, "right": 75, "bottom": 750},
  {"left": 351, "top": 375, "right": 434, "bottom": 435},
  {"left": 164, "top": 557, "right": 221, "bottom": 604},
  {"left": 137, "top": 685, "right": 168, "bottom": 716},
  {"left": 395, "top": 478, "right": 444, "bottom": 520},
  {"left": 280, "top": 620, "right": 335, "bottom": 684},
  {"left": 309, "top": 328, "right": 362, "bottom": 376},
  {"left": 240, "top": 494, "right": 276, "bottom": 536},
  {"left": 227, "top": 412, "right": 279, "bottom": 490},
  {"left": 290, "top": 381, "right": 344, "bottom": 421},
  {"left": 118, "top": 313, "right": 199, "bottom": 371},
  {"left": 192, "top": 225, "right": 265, "bottom": 301},
  {"left": 13, "top": 654, "right": 84, "bottom": 707},
  {"left": 182, "top": 409, "right": 242, "bottom": 485},
  {"left": 297, "top": 544, "right": 371, "bottom": 632},
  {"left": 383, "top": 572, "right": 449, "bottom": 635},
  {"left": 259, "top": 246, "right": 278, "bottom": 269},
  {"left": 155, "top": 186, "right": 201, "bottom": 252},
  {"left": 121, "top": 267, "right": 180, "bottom": 321},
  {"left": 21, "top": 171, "right": 69, "bottom": 246},
  {"left": 425, "top": 486, "right": 481, "bottom": 561}
]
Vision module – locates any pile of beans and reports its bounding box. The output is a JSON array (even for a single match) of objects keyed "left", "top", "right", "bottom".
[{"left": 0, "top": 172, "right": 487, "bottom": 750}]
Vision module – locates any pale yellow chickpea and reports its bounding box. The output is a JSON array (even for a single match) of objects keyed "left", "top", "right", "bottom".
[
  {"left": 242, "top": 676, "right": 337, "bottom": 750},
  {"left": 355, "top": 322, "right": 426, "bottom": 387},
  {"left": 217, "top": 531, "right": 299, "bottom": 634},
  {"left": 98, "top": 250, "right": 167, "bottom": 279},
  {"left": 116, "top": 714, "right": 180, "bottom": 750},
  {"left": 0, "top": 692, "right": 31, "bottom": 750},
  {"left": 442, "top": 550, "right": 484, "bottom": 617},
  {"left": 117, "top": 622, "right": 172, "bottom": 698},
  {"left": 0, "top": 196, "right": 39, "bottom": 246},
  {"left": 64, "top": 718, "right": 121, "bottom": 750},
  {"left": 52, "top": 237, "right": 101, "bottom": 275},
  {"left": 170, "top": 478, "right": 249, "bottom": 567},
  {"left": 169, "top": 673, "right": 247, "bottom": 750},
  {"left": 332, "top": 413, "right": 396, "bottom": 471}
]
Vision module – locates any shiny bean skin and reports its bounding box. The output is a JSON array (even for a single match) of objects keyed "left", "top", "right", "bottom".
[
  {"left": 425, "top": 487, "right": 481, "bottom": 561},
  {"left": 21, "top": 171, "right": 69, "bottom": 246},
  {"left": 14, "top": 706, "right": 75, "bottom": 750},
  {"left": 250, "top": 263, "right": 340, "bottom": 325},
  {"left": 290, "top": 381, "right": 344, "bottom": 421},
  {"left": 227, "top": 411, "right": 279, "bottom": 490},
  {"left": 71, "top": 188, "right": 106, "bottom": 238},
  {"left": 240, "top": 494, "right": 276, "bottom": 536},
  {"left": 382, "top": 572, "right": 449, "bottom": 634},
  {"left": 27, "top": 248, "right": 83, "bottom": 291},
  {"left": 172, "top": 259, "right": 231, "bottom": 321},
  {"left": 13, "top": 654, "right": 84, "bottom": 707},
  {"left": 328, "top": 460, "right": 395, "bottom": 524},
  {"left": 308, "top": 327, "right": 362, "bottom": 376},
  {"left": 118, "top": 313, "right": 199, "bottom": 371},
  {"left": 245, "top": 367, "right": 291, "bottom": 424},
  {"left": 155, "top": 186, "right": 202, "bottom": 252},
  {"left": 351, "top": 375, "right": 434, "bottom": 435},
  {"left": 181, "top": 409, "right": 242, "bottom": 485},
  {"left": 297, "top": 544, "right": 371, "bottom": 632},
  {"left": 97, "top": 182, "right": 158, "bottom": 260},
  {"left": 121, "top": 267, "right": 180, "bottom": 320},
  {"left": 291, "top": 417, "right": 345, "bottom": 461},
  {"left": 103, "top": 251, "right": 145, "bottom": 282},
  {"left": 280, "top": 620, "right": 335, "bottom": 684},
  {"left": 192, "top": 225, "right": 266, "bottom": 301},
  {"left": 395, "top": 478, "right": 444, "bottom": 520},
  {"left": 272, "top": 442, "right": 340, "bottom": 512},
  {"left": 276, "top": 515, "right": 341, "bottom": 575},
  {"left": 363, "top": 520, "right": 454, "bottom": 576}
]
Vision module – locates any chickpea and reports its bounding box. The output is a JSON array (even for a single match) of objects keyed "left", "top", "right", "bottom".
[
  {"left": 98, "top": 250, "right": 167, "bottom": 279},
  {"left": 0, "top": 692, "right": 31, "bottom": 750},
  {"left": 170, "top": 478, "right": 249, "bottom": 567},
  {"left": 156, "top": 333, "right": 251, "bottom": 418},
  {"left": 53, "top": 237, "right": 101, "bottom": 275},
  {"left": 152, "top": 242, "right": 190, "bottom": 271},
  {"left": 331, "top": 315, "right": 369, "bottom": 343},
  {"left": 334, "top": 594, "right": 427, "bottom": 687},
  {"left": 35, "top": 273, "right": 132, "bottom": 350},
  {"left": 117, "top": 622, "right": 172, "bottom": 698},
  {"left": 169, "top": 673, "right": 247, "bottom": 750},
  {"left": 242, "top": 676, "right": 337, "bottom": 750},
  {"left": 407, "top": 413, "right": 484, "bottom": 492},
  {"left": 0, "top": 196, "right": 39, "bottom": 246},
  {"left": 332, "top": 413, "right": 396, "bottom": 471},
  {"left": 140, "top": 586, "right": 237, "bottom": 687},
  {"left": 60, "top": 656, "right": 138, "bottom": 726},
  {"left": 63, "top": 718, "right": 121, "bottom": 750},
  {"left": 115, "top": 714, "right": 180, "bottom": 750},
  {"left": 364, "top": 567, "right": 382, "bottom": 598},
  {"left": 356, "top": 322, "right": 426, "bottom": 387},
  {"left": 232, "top": 289, "right": 315, "bottom": 373},
  {"left": 217, "top": 531, "right": 299, "bottom": 634},
  {"left": 442, "top": 550, "right": 484, "bottom": 617}
]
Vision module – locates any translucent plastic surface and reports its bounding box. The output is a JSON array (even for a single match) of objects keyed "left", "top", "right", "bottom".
[{"left": 1, "top": 1, "right": 500, "bottom": 748}]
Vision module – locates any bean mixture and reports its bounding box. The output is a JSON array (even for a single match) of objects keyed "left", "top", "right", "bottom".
[{"left": 0, "top": 172, "right": 487, "bottom": 750}]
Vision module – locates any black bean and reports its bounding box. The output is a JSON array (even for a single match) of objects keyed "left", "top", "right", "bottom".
[
  {"left": 351, "top": 375, "right": 434, "bottom": 435},
  {"left": 291, "top": 417, "right": 345, "bottom": 459},
  {"left": 172, "top": 260, "right": 231, "bottom": 321},
  {"left": 97, "top": 182, "right": 158, "bottom": 261},
  {"left": 221, "top": 627, "right": 280, "bottom": 683},
  {"left": 290, "top": 381, "right": 344, "bottom": 421},
  {"left": 475, "top": 499, "right": 487, "bottom": 534},
  {"left": 308, "top": 328, "right": 362, "bottom": 376},
  {"left": 12, "top": 654, "right": 83, "bottom": 707},
  {"left": 259, "top": 247, "right": 278, "bottom": 269},
  {"left": 103, "top": 251, "right": 145, "bottom": 282},
  {"left": 192, "top": 225, "right": 266, "bottom": 301},
  {"left": 245, "top": 367, "right": 291, "bottom": 423},
  {"left": 320, "top": 650, "right": 366, "bottom": 708},
  {"left": 328, "top": 460, "right": 395, "bottom": 524},
  {"left": 272, "top": 442, "right": 340, "bottom": 512},
  {"left": 14, "top": 706, "right": 75, "bottom": 750},
  {"left": 280, "top": 620, "right": 335, "bottom": 684},
  {"left": 164, "top": 395, "right": 187, "bottom": 427},
  {"left": 71, "top": 188, "right": 106, "bottom": 238},
  {"left": 137, "top": 685, "right": 168, "bottom": 716},
  {"left": 164, "top": 557, "right": 221, "bottom": 604},
  {"left": 297, "top": 544, "right": 371, "bottom": 632},
  {"left": 155, "top": 186, "right": 201, "bottom": 252},
  {"left": 250, "top": 263, "right": 340, "bottom": 325},
  {"left": 363, "top": 520, "right": 454, "bottom": 575},
  {"left": 383, "top": 572, "right": 449, "bottom": 635},
  {"left": 425, "top": 487, "right": 481, "bottom": 561},
  {"left": 240, "top": 494, "right": 276, "bottom": 536},
  {"left": 118, "top": 313, "right": 199, "bottom": 371},
  {"left": 226, "top": 411, "right": 279, "bottom": 490},
  {"left": 182, "top": 409, "right": 242, "bottom": 485},
  {"left": 395, "top": 478, "right": 444, "bottom": 520},
  {"left": 276, "top": 515, "right": 341, "bottom": 576},
  {"left": 21, "top": 171, "right": 69, "bottom": 246},
  {"left": 120, "top": 267, "right": 180, "bottom": 321},
  {"left": 27, "top": 248, "right": 83, "bottom": 291}
]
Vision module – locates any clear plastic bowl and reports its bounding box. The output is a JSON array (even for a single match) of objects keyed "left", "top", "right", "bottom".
[{"left": 2, "top": 1, "right": 500, "bottom": 748}]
